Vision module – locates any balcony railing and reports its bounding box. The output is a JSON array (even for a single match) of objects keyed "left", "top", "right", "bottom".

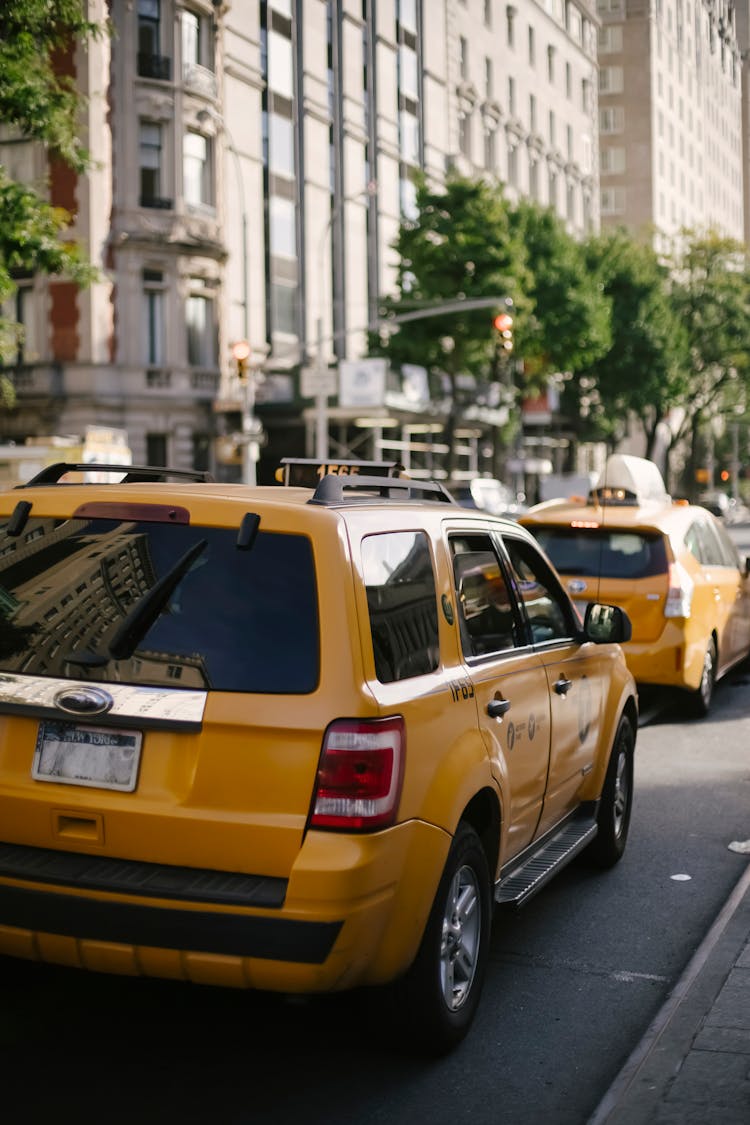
[
  {"left": 137, "top": 53, "right": 172, "bottom": 81},
  {"left": 183, "top": 61, "right": 217, "bottom": 99}
]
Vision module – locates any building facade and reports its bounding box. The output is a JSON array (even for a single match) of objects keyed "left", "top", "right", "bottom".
[
  {"left": 597, "top": 0, "right": 745, "bottom": 251},
  {"left": 2, "top": 1, "right": 604, "bottom": 483}
]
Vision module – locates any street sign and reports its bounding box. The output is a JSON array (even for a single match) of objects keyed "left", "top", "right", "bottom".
[
  {"left": 300, "top": 365, "right": 337, "bottom": 398},
  {"left": 339, "top": 358, "right": 387, "bottom": 407}
]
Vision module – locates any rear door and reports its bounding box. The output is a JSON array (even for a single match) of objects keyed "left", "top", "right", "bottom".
[
  {"left": 447, "top": 531, "right": 551, "bottom": 859},
  {"left": 499, "top": 533, "right": 611, "bottom": 837}
]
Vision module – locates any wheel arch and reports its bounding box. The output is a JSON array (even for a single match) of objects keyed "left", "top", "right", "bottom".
[{"left": 459, "top": 787, "right": 501, "bottom": 883}]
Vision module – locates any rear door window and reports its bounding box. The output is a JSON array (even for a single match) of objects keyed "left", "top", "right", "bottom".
[
  {"left": 362, "top": 531, "right": 439, "bottom": 682},
  {"left": 0, "top": 516, "right": 319, "bottom": 693}
]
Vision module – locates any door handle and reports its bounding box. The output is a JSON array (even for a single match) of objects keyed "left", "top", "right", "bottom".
[
  {"left": 487, "top": 698, "right": 511, "bottom": 719},
  {"left": 554, "top": 676, "right": 573, "bottom": 695}
]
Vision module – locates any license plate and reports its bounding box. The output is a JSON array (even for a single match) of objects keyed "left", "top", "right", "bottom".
[{"left": 32, "top": 721, "right": 142, "bottom": 792}]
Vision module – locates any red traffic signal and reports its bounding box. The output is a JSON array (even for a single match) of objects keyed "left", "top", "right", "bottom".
[{"left": 493, "top": 312, "right": 514, "bottom": 351}]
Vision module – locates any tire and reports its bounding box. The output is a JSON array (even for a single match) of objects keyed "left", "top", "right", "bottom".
[
  {"left": 391, "top": 822, "right": 492, "bottom": 1055},
  {"left": 689, "top": 637, "right": 716, "bottom": 718},
  {"left": 588, "top": 715, "right": 634, "bottom": 869}
]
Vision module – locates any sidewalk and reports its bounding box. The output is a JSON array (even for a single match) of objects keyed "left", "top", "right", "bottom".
[{"left": 589, "top": 860, "right": 750, "bottom": 1124}]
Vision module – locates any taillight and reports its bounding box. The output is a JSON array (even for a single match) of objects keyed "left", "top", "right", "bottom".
[
  {"left": 664, "top": 562, "right": 693, "bottom": 618},
  {"left": 310, "top": 716, "right": 405, "bottom": 831}
]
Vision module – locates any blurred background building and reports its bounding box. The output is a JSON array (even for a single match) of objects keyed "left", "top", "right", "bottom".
[{"left": 0, "top": 0, "right": 746, "bottom": 485}]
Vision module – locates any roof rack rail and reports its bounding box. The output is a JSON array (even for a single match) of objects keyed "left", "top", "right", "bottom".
[
  {"left": 17, "top": 462, "right": 215, "bottom": 487},
  {"left": 308, "top": 474, "right": 456, "bottom": 506}
]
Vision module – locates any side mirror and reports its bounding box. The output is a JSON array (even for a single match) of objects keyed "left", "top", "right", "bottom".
[{"left": 583, "top": 602, "right": 632, "bottom": 644}]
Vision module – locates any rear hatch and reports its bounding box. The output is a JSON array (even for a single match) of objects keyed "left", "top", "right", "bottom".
[
  {"left": 0, "top": 498, "right": 357, "bottom": 886},
  {"left": 530, "top": 523, "right": 671, "bottom": 643}
]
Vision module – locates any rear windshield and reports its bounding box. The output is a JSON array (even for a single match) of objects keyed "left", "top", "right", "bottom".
[
  {"left": 531, "top": 527, "right": 669, "bottom": 579},
  {"left": 0, "top": 516, "right": 319, "bottom": 693}
]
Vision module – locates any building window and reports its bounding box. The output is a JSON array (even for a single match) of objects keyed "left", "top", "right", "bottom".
[
  {"left": 186, "top": 283, "right": 217, "bottom": 367},
  {"left": 506, "top": 6, "right": 515, "bottom": 47},
  {"left": 508, "top": 75, "right": 516, "bottom": 115},
  {"left": 182, "top": 8, "right": 214, "bottom": 72},
  {"left": 400, "top": 110, "right": 420, "bottom": 164},
  {"left": 507, "top": 144, "right": 518, "bottom": 186},
  {"left": 529, "top": 93, "right": 536, "bottom": 132},
  {"left": 459, "top": 36, "right": 469, "bottom": 80},
  {"left": 600, "top": 146, "right": 626, "bottom": 173},
  {"left": 400, "top": 174, "right": 418, "bottom": 219},
  {"left": 548, "top": 169, "right": 558, "bottom": 210},
  {"left": 269, "top": 195, "right": 297, "bottom": 259},
  {"left": 528, "top": 26, "right": 535, "bottom": 66},
  {"left": 458, "top": 112, "right": 472, "bottom": 159},
  {"left": 484, "top": 0, "right": 492, "bottom": 27},
  {"left": 399, "top": 0, "right": 418, "bottom": 34},
  {"left": 142, "top": 270, "right": 165, "bottom": 366},
  {"left": 139, "top": 121, "right": 169, "bottom": 208},
  {"left": 599, "top": 106, "right": 624, "bottom": 133},
  {"left": 529, "top": 159, "right": 539, "bottom": 199},
  {"left": 601, "top": 186, "right": 626, "bottom": 214},
  {"left": 599, "top": 25, "right": 623, "bottom": 52},
  {"left": 547, "top": 45, "right": 555, "bottom": 83},
  {"left": 192, "top": 432, "right": 210, "bottom": 473},
  {"left": 268, "top": 112, "right": 295, "bottom": 177},
  {"left": 137, "top": 0, "right": 170, "bottom": 79},
  {"left": 565, "top": 61, "right": 572, "bottom": 98},
  {"left": 599, "top": 66, "right": 624, "bottom": 94},
  {"left": 549, "top": 110, "right": 556, "bottom": 146},
  {"left": 183, "top": 131, "right": 212, "bottom": 207},
  {"left": 146, "top": 432, "right": 169, "bottom": 466},
  {"left": 270, "top": 281, "right": 297, "bottom": 335},
  {"left": 485, "top": 57, "right": 493, "bottom": 99},
  {"left": 399, "top": 43, "right": 419, "bottom": 100},
  {"left": 484, "top": 128, "right": 496, "bottom": 170}
]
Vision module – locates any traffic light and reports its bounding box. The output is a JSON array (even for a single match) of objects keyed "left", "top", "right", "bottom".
[
  {"left": 232, "top": 339, "right": 251, "bottom": 380},
  {"left": 493, "top": 311, "right": 514, "bottom": 351}
]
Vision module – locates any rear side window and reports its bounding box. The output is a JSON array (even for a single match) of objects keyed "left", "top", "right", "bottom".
[
  {"left": 362, "top": 531, "right": 439, "bottom": 683},
  {"left": 532, "top": 527, "right": 668, "bottom": 579},
  {"left": 0, "top": 516, "right": 319, "bottom": 693}
]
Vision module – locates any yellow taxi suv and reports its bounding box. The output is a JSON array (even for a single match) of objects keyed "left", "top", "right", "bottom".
[
  {"left": 0, "top": 458, "right": 637, "bottom": 1053},
  {"left": 521, "top": 454, "right": 750, "bottom": 717}
]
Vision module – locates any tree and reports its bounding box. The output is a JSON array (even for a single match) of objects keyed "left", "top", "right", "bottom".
[
  {"left": 508, "top": 199, "right": 611, "bottom": 391},
  {"left": 666, "top": 232, "right": 750, "bottom": 495},
  {"left": 369, "top": 173, "right": 530, "bottom": 476},
  {"left": 0, "top": 1, "right": 103, "bottom": 404},
  {"left": 578, "top": 230, "right": 689, "bottom": 463}
]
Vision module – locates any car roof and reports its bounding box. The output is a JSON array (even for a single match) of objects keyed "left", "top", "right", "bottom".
[{"left": 520, "top": 496, "right": 708, "bottom": 537}]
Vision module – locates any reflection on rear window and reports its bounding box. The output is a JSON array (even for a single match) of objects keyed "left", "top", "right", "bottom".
[
  {"left": 532, "top": 527, "right": 668, "bottom": 579},
  {"left": 0, "top": 517, "right": 319, "bottom": 693}
]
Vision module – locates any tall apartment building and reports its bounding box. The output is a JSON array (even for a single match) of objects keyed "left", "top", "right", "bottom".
[
  {"left": 597, "top": 0, "right": 744, "bottom": 249},
  {"left": 1, "top": 0, "right": 601, "bottom": 482}
]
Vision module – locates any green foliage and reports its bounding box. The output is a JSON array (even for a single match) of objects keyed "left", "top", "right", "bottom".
[
  {"left": 509, "top": 200, "right": 611, "bottom": 387},
  {"left": 369, "top": 174, "right": 530, "bottom": 382},
  {"left": 0, "top": 1, "right": 104, "bottom": 173},
  {"left": 577, "top": 230, "right": 689, "bottom": 451},
  {"left": 0, "top": 0, "right": 105, "bottom": 393}
]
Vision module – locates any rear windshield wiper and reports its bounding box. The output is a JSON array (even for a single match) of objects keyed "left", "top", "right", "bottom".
[{"left": 108, "top": 539, "right": 208, "bottom": 661}]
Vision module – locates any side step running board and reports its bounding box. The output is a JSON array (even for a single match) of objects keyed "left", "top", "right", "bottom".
[{"left": 495, "top": 815, "right": 598, "bottom": 908}]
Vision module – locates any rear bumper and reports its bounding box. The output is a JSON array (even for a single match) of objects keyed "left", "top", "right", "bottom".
[
  {"left": 0, "top": 818, "right": 451, "bottom": 992},
  {"left": 623, "top": 621, "right": 704, "bottom": 691}
]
